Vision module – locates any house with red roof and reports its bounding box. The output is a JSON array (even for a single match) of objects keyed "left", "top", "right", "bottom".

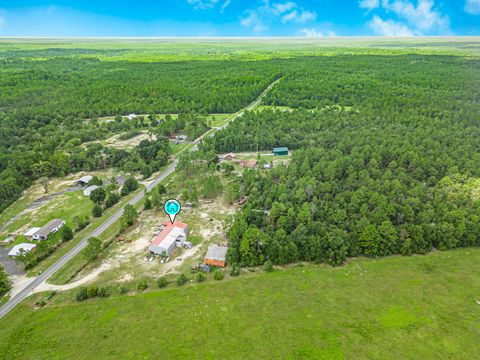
[{"left": 149, "top": 221, "right": 188, "bottom": 257}]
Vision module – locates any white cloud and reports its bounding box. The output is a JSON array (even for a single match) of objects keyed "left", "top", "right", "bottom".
[
  {"left": 241, "top": 1, "right": 316, "bottom": 32},
  {"left": 240, "top": 10, "right": 267, "bottom": 32},
  {"left": 382, "top": 0, "right": 449, "bottom": 33},
  {"left": 272, "top": 2, "right": 296, "bottom": 14},
  {"left": 187, "top": 0, "right": 231, "bottom": 12},
  {"left": 361, "top": 0, "right": 450, "bottom": 35},
  {"left": 300, "top": 28, "right": 336, "bottom": 37},
  {"left": 369, "top": 14, "right": 415, "bottom": 36},
  {"left": 281, "top": 9, "right": 317, "bottom": 23},
  {"left": 465, "top": 0, "right": 480, "bottom": 14},
  {"left": 359, "top": 0, "right": 380, "bottom": 9}
]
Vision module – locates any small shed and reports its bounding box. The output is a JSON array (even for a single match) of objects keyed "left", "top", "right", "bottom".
[
  {"left": 8, "top": 243, "right": 37, "bottom": 257},
  {"left": 76, "top": 175, "right": 93, "bottom": 186},
  {"left": 83, "top": 185, "right": 100, "bottom": 197},
  {"left": 204, "top": 245, "right": 228, "bottom": 267},
  {"left": 273, "top": 147, "right": 289, "bottom": 156}
]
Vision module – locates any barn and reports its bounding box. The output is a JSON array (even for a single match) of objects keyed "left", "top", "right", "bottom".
[
  {"left": 272, "top": 147, "right": 289, "bottom": 156},
  {"left": 204, "top": 245, "right": 228, "bottom": 267}
]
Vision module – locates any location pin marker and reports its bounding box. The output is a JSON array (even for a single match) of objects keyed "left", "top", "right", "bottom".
[{"left": 164, "top": 199, "right": 181, "bottom": 224}]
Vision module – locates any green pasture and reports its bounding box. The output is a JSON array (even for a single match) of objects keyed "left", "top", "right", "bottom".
[{"left": 0, "top": 248, "right": 479, "bottom": 359}]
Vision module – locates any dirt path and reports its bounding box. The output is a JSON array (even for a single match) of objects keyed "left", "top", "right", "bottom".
[{"left": 37, "top": 261, "right": 114, "bottom": 292}]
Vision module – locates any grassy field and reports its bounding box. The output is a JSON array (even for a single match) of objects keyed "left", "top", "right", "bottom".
[
  {"left": 208, "top": 114, "right": 233, "bottom": 127},
  {"left": 1, "top": 248, "right": 479, "bottom": 359}
]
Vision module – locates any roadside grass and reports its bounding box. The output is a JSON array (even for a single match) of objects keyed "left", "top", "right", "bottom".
[
  {"left": 208, "top": 113, "right": 232, "bottom": 127},
  {"left": 169, "top": 142, "right": 189, "bottom": 156},
  {"left": 1, "top": 248, "right": 480, "bottom": 359}
]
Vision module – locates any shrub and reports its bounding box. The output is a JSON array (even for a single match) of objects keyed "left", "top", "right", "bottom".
[
  {"left": 75, "top": 287, "right": 88, "bottom": 302},
  {"left": 137, "top": 280, "right": 148, "bottom": 291},
  {"left": 176, "top": 274, "right": 188, "bottom": 286},
  {"left": 36, "top": 300, "right": 47, "bottom": 307},
  {"left": 213, "top": 270, "right": 224, "bottom": 281},
  {"left": 230, "top": 264, "right": 240, "bottom": 276},
  {"left": 196, "top": 272, "right": 207, "bottom": 282},
  {"left": 62, "top": 226, "right": 74, "bottom": 241},
  {"left": 98, "top": 287, "right": 111, "bottom": 298},
  {"left": 119, "top": 285, "right": 129, "bottom": 294},
  {"left": 86, "top": 285, "right": 99, "bottom": 298},
  {"left": 157, "top": 277, "right": 168, "bottom": 288},
  {"left": 264, "top": 260, "right": 274, "bottom": 272},
  {"left": 92, "top": 204, "right": 103, "bottom": 218}
]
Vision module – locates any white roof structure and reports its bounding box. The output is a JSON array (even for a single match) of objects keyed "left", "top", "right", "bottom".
[
  {"left": 205, "top": 245, "right": 228, "bottom": 262},
  {"left": 83, "top": 185, "right": 100, "bottom": 196},
  {"left": 24, "top": 227, "right": 41, "bottom": 237},
  {"left": 157, "top": 227, "right": 185, "bottom": 250},
  {"left": 8, "top": 243, "right": 37, "bottom": 257},
  {"left": 77, "top": 175, "right": 93, "bottom": 184}
]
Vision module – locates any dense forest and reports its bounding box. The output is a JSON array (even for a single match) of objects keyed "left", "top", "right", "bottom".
[
  {"left": 203, "top": 55, "right": 480, "bottom": 266},
  {"left": 2, "top": 49, "right": 480, "bottom": 270}
]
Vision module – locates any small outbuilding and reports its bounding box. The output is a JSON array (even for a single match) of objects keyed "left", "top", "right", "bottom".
[
  {"left": 273, "top": 147, "right": 289, "bottom": 156},
  {"left": 76, "top": 175, "right": 93, "bottom": 186},
  {"left": 32, "top": 219, "right": 65, "bottom": 240},
  {"left": 204, "top": 245, "right": 228, "bottom": 267},
  {"left": 24, "top": 227, "right": 41, "bottom": 240},
  {"left": 8, "top": 243, "right": 37, "bottom": 257},
  {"left": 83, "top": 185, "right": 100, "bottom": 197}
]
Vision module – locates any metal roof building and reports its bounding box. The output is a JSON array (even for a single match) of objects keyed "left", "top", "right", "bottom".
[
  {"left": 83, "top": 185, "right": 100, "bottom": 196},
  {"left": 8, "top": 243, "right": 37, "bottom": 257},
  {"left": 204, "top": 245, "right": 228, "bottom": 267},
  {"left": 149, "top": 222, "right": 188, "bottom": 257},
  {"left": 77, "top": 175, "right": 93, "bottom": 185},
  {"left": 272, "top": 147, "right": 289, "bottom": 156},
  {"left": 24, "top": 227, "right": 41, "bottom": 239}
]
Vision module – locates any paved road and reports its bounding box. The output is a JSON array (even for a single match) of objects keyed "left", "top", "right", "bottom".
[{"left": 0, "top": 77, "right": 280, "bottom": 319}]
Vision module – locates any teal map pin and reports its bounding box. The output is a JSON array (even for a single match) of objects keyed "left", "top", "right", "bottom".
[{"left": 164, "top": 199, "right": 181, "bottom": 224}]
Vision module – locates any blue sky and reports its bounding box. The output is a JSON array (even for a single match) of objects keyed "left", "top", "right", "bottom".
[{"left": 0, "top": 1, "right": 478, "bottom": 37}]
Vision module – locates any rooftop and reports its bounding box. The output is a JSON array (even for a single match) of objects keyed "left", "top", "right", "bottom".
[
  {"left": 205, "top": 245, "right": 228, "bottom": 262},
  {"left": 35, "top": 219, "right": 65, "bottom": 238},
  {"left": 83, "top": 185, "right": 100, "bottom": 196},
  {"left": 77, "top": 175, "right": 93, "bottom": 183},
  {"left": 151, "top": 221, "right": 188, "bottom": 248},
  {"left": 24, "top": 227, "right": 41, "bottom": 237},
  {"left": 8, "top": 243, "right": 37, "bottom": 256},
  {"left": 273, "top": 147, "right": 289, "bottom": 152}
]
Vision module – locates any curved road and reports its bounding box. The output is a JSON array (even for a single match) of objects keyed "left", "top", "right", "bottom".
[{"left": 0, "top": 77, "right": 281, "bottom": 319}]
